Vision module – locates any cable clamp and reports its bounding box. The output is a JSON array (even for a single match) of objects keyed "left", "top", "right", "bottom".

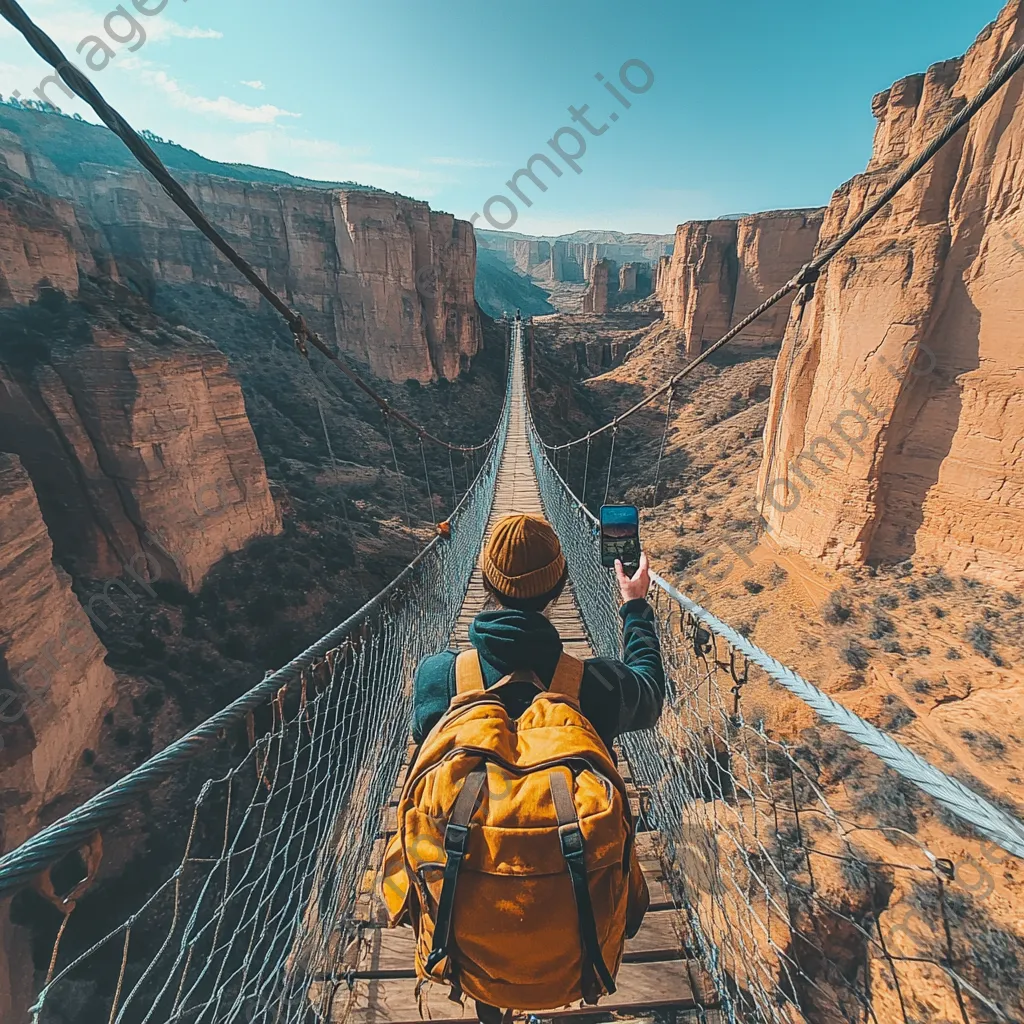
[
  {"left": 792, "top": 263, "right": 821, "bottom": 309},
  {"left": 290, "top": 315, "right": 310, "bottom": 358}
]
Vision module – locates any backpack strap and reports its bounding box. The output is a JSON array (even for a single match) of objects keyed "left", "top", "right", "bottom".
[
  {"left": 454, "top": 650, "right": 485, "bottom": 694},
  {"left": 549, "top": 770, "right": 617, "bottom": 1003},
  {"left": 545, "top": 652, "right": 585, "bottom": 703},
  {"left": 425, "top": 767, "right": 488, "bottom": 973}
]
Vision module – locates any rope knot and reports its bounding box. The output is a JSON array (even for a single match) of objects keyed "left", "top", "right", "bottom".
[
  {"left": 290, "top": 315, "right": 310, "bottom": 358},
  {"left": 792, "top": 263, "right": 822, "bottom": 310}
]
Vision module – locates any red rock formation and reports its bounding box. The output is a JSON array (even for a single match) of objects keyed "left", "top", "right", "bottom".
[
  {"left": 1, "top": 324, "right": 283, "bottom": 591},
  {"left": 0, "top": 157, "right": 93, "bottom": 303},
  {"left": 0, "top": 453, "right": 119, "bottom": 1023},
  {"left": 0, "top": 156, "right": 281, "bottom": 590},
  {"left": 582, "top": 258, "right": 612, "bottom": 313},
  {"left": 0, "top": 130, "right": 481, "bottom": 383},
  {"left": 757, "top": 0, "right": 1024, "bottom": 586},
  {"left": 658, "top": 211, "right": 824, "bottom": 357}
]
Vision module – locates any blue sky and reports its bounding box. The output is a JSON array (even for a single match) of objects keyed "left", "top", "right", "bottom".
[{"left": 0, "top": 0, "right": 1008, "bottom": 234}]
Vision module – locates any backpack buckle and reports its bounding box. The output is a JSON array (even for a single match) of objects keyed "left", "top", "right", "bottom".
[
  {"left": 444, "top": 822, "right": 470, "bottom": 857},
  {"left": 558, "top": 822, "right": 585, "bottom": 860}
]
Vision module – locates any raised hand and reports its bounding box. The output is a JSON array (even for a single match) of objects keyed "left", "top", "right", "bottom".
[{"left": 615, "top": 551, "right": 650, "bottom": 604}]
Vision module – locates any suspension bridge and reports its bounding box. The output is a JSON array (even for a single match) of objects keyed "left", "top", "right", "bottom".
[
  {"left": 2, "top": 321, "right": 1024, "bottom": 1024},
  {"left": 1, "top": 3, "right": 1024, "bottom": 1021}
]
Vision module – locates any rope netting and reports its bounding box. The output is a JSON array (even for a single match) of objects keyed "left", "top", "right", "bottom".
[
  {"left": 526, "top": 385, "right": 1024, "bottom": 1024},
  {"left": 3, "top": 370, "right": 512, "bottom": 1024}
]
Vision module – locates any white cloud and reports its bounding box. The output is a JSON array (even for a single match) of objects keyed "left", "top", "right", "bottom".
[
  {"left": 180, "top": 127, "right": 459, "bottom": 198},
  {"left": 161, "top": 24, "right": 223, "bottom": 41},
  {"left": 427, "top": 156, "right": 499, "bottom": 168},
  {"left": 240, "top": 79, "right": 265, "bottom": 91},
  {"left": 140, "top": 70, "right": 300, "bottom": 124}
]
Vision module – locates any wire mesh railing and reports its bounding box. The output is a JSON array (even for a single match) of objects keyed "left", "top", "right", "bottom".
[
  {"left": 0, "top": 358, "right": 512, "bottom": 1024},
  {"left": 526, "top": 365, "right": 1024, "bottom": 1024}
]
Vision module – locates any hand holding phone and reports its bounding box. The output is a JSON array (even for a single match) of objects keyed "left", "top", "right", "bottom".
[
  {"left": 615, "top": 551, "right": 651, "bottom": 603},
  {"left": 600, "top": 504, "right": 641, "bottom": 570}
]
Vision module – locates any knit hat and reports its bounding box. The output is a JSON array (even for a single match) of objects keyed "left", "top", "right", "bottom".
[{"left": 481, "top": 514, "right": 566, "bottom": 600}]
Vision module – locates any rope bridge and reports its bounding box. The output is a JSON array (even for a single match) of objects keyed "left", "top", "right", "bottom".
[
  {"left": 1, "top": 328, "right": 1022, "bottom": 1024},
  {"left": 1, "top": 4, "right": 1023, "bottom": 1021}
]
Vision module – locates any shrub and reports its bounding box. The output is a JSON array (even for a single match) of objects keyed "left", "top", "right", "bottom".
[
  {"left": 904, "top": 584, "right": 922, "bottom": 601},
  {"left": 842, "top": 641, "right": 871, "bottom": 670},
  {"left": 967, "top": 623, "right": 1002, "bottom": 665},
  {"left": 768, "top": 564, "right": 788, "bottom": 587},
  {"left": 880, "top": 694, "right": 916, "bottom": 731},
  {"left": 923, "top": 570, "right": 954, "bottom": 593},
  {"left": 742, "top": 580, "right": 764, "bottom": 595},
  {"left": 961, "top": 730, "right": 1006, "bottom": 759},
  {"left": 852, "top": 767, "right": 919, "bottom": 833},
  {"left": 911, "top": 678, "right": 932, "bottom": 694},
  {"left": 824, "top": 590, "right": 853, "bottom": 625},
  {"left": 672, "top": 546, "right": 698, "bottom": 573},
  {"left": 875, "top": 593, "right": 899, "bottom": 610},
  {"left": 869, "top": 613, "right": 895, "bottom": 639},
  {"left": 946, "top": 647, "right": 963, "bottom": 661}
]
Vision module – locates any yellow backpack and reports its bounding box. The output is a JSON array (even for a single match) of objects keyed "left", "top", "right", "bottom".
[{"left": 381, "top": 649, "right": 650, "bottom": 1013}]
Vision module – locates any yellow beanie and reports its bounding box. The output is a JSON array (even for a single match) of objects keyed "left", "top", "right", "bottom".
[{"left": 481, "top": 514, "right": 566, "bottom": 600}]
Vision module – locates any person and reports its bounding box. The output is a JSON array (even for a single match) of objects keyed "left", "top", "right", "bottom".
[{"left": 412, "top": 512, "right": 664, "bottom": 751}]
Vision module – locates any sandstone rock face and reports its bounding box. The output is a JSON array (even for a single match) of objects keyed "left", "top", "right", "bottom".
[
  {"left": 1, "top": 327, "right": 283, "bottom": 591},
  {"left": 0, "top": 453, "right": 118, "bottom": 1023},
  {"left": 0, "top": 158, "right": 93, "bottom": 304},
  {"left": 3, "top": 130, "right": 481, "bottom": 383},
  {"left": 582, "top": 258, "right": 612, "bottom": 313},
  {"left": 757, "top": 0, "right": 1024, "bottom": 586},
  {"left": 658, "top": 211, "right": 824, "bottom": 357},
  {"left": 0, "top": 453, "right": 117, "bottom": 846}
]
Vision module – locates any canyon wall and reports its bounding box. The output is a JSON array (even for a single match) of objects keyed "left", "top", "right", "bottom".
[
  {"left": 0, "top": 453, "right": 119, "bottom": 1024},
  {"left": 757, "top": 0, "right": 1024, "bottom": 586},
  {"left": 0, "top": 128, "right": 481, "bottom": 383},
  {"left": 0, "top": 158, "right": 281, "bottom": 591},
  {"left": 657, "top": 210, "right": 824, "bottom": 356},
  {"left": 0, "top": 326, "right": 283, "bottom": 592}
]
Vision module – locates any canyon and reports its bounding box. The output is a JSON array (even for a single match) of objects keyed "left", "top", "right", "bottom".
[
  {"left": 477, "top": 228, "right": 673, "bottom": 312},
  {"left": 0, "top": 0, "right": 1023, "bottom": 1018}
]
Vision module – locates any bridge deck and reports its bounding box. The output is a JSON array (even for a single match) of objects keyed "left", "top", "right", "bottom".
[{"left": 323, "top": 335, "right": 713, "bottom": 1022}]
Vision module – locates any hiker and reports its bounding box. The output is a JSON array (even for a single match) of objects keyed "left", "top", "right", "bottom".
[
  {"left": 383, "top": 514, "right": 664, "bottom": 1019},
  {"left": 411, "top": 512, "right": 665, "bottom": 748}
]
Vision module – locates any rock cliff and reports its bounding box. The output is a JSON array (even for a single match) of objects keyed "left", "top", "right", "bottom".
[
  {"left": 0, "top": 158, "right": 282, "bottom": 591},
  {"left": 0, "top": 157, "right": 92, "bottom": 303},
  {"left": 757, "top": 0, "right": 1024, "bottom": 586},
  {"left": 0, "top": 125, "right": 481, "bottom": 383},
  {"left": 581, "top": 258, "right": 612, "bottom": 313},
  {"left": 0, "top": 453, "right": 119, "bottom": 1024},
  {"left": 657, "top": 209, "right": 824, "bottom": 357},
  {"left": 0, "top": 309, "right": 283, "bottom": 592},
  {"left": 0, "top": 453, "right": 117, "bottom": 847}
]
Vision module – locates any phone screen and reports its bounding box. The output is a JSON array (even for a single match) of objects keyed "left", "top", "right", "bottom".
[{"left": 600, "top": 504, "right": 641, "bottom": 570}]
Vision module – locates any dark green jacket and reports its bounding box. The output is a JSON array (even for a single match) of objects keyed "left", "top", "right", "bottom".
[{"left": 411, "top": 599, "right": 665, "bottom": 751}]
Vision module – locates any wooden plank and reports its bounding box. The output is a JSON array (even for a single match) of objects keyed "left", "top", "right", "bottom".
[
  {"left": 345, "top": 908, "right": 682, "bottom": 978},
  {"left": 331, "top": 959, "right": 698, "bottom": 1023}
]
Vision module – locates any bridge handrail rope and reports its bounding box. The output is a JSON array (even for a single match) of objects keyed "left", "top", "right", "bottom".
[
  {"left": 525, "top": 378, "right": 1024, "bottom": 861},
  {"left": 0, "top": 363, "right": 514, "bottom": 901},
  {"left": 543, "top": 37, "right": 1024, "bottom": 454},
  {"left": 0, "top": 0, "right": 492, "bottom": 455}
]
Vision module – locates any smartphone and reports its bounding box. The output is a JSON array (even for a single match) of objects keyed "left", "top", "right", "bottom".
[{"left": 600, "top": 504, "right": 641, "bottom": 570}]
